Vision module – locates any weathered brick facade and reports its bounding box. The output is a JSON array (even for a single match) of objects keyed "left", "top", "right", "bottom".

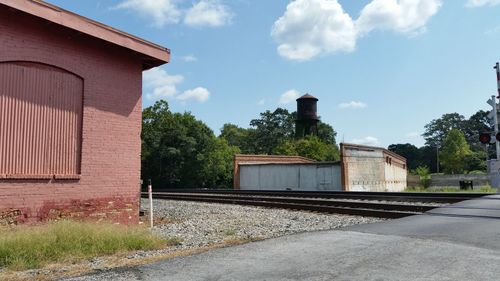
[{"left": 0, "top": 2, "right": 168, "bottom": 224}]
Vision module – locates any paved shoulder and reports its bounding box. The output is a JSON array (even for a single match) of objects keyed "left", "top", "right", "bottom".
[
  {"left": 63, "top": 230, "right": 500, "bottom": 281},
  {"left": 347, "top": 196, "right": 500, "bottom": 250}
]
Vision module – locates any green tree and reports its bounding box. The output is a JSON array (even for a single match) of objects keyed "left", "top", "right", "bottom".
[
  {"left": 422, "top": 113, "right": 466, "bottom": 148},
  {"left": 219, "top": 123, "right": 253, "bottom": 154},
  {"left": 317, "top": 122, "right": 338, "bottom": 145},
  {"left": 464, "top": 110, "right": 491, "bottom": 151},
  {"left": 274, "top": 135, "right": 339, "bottom": 161},
  {"left": 197, "top": 138, "right": 240, "bottom": 188},
  {"left": 249, "top": 108, "right": 295, "bottom": 154},
  {"left": 418, "top": 146, "right": 439, "bottom": 173},
  {"left": 439, "top": 129, "right": 472, "bottom": 174},
  {"left": 141, "top": 100, "right": 238, "bottom": 188},
  {"left": 247, "top": 108, "right": 338, "bottom": 155},
  {"left": 387, "top": 143, "right": 420, "bottom": 171}
]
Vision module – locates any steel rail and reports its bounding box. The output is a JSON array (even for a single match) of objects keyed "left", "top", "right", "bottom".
[
  {"left": 142, "top": 192, "right": 452, "bottom": 218},
  {"left": 147, "top": 189, "right": 487, "bottom": 203}
]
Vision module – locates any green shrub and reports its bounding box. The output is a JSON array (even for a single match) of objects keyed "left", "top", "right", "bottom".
[
  {"left": 0, "top": 220, "right": 165, "bottom": 270},
  {"left": 415, "top": 166, "right": 431, "bottom": 188}
]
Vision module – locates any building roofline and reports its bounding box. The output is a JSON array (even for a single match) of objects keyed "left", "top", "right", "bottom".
[
  {"left": 1, "top": 0, "right": 170, "bottom": 69},
  {"left": 239, "top": 161, "right": 340, "bottom": 166},
  {"left": 340, "top": 142, "right": 407, "bottom": 162},
  {"left": 234, "top": 154, "right": 317, "bottom": 162}
]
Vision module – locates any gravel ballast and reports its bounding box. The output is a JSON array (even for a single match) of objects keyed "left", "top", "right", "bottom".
[
  {"left": 5, "top": 199, "right": 384, "bottom": 281},
  {"left": 147, "top": 198, "right": 384, "bottom": 250}
]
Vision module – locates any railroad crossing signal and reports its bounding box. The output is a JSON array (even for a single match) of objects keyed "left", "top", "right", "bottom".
[
  {"left": 478, "top": 132, "right": 500, "bottom": 144},
  {"left": 479, "top": 133, "right": 492, "bottom": 144},
  {"left": 487, "top": 97, "right": 500, "bottom": 126},
  {"left": 486, "top": 93, "right": 500, "bottom": 159}
]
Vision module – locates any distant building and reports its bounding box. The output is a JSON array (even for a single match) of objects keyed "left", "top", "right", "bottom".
[
  {"left": 234, "top": 143, "right": 407, "bottom": 192},
  {"left": 340, "top": 143, "right": 407, "bottom": 192},
  {"left": 0, "top": 0, "right": 169, "bottom": 224}
]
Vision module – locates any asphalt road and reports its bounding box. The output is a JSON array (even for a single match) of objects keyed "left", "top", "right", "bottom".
[{"left": 63, "top": 195, "right": 500, "bottom": 281}]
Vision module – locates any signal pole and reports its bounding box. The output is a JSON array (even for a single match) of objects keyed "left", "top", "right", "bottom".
[
  {"left": 495, "top": 62, "right": 500, "bottom": 98},
  {"left": 488, "top": 95, "right": 500, "bottom": 159},
  {"left": 488, "top": 63, "right": 500, "bottom": 189}
]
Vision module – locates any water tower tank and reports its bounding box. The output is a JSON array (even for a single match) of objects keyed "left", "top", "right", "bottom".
[
  {"left": 296, "top": 93, "right": 319, "bottom": 121},
  {"left": 295, "top": 93, "right": 319, "bottom": 138}
]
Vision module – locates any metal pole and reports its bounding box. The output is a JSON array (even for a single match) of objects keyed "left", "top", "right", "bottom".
[
  {"left": 148, "top": 179, "right": 153, "bottom": 229},
  {"left": 495, "top": 62, "right": 500, "bottom": 98},
  {"left": 486, "top": 144, "right": 489, "bottom": 161},
  {"left": 492, "top": 94, "right": 500, "bottom": 160},
  {"left": 436, "top": 146, "right": 439, "bottom": 173}
]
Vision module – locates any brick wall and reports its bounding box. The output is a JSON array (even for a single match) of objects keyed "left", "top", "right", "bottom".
[
  {"left": 0, "top": 9, "right": 143, "bottom": 224},
  {"left": 233, "top": 154, "right": 316, "bottom": 189}
]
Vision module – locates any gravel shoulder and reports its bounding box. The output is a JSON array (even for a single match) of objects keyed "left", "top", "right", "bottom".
[
  {"left": 147, "top": 199, "right": 384, "bottom": 249},
  {"left": 1, "top": 199, "right": 384, "bottom": 281}
]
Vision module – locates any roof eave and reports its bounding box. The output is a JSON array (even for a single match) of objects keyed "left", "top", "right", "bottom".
[{"left": 1, "top": 0, "right": 170, "bottom": 67}]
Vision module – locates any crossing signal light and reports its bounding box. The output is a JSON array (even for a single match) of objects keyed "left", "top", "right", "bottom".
[{"left": 479, "top": 133, "right": 491, "bottom": 144}]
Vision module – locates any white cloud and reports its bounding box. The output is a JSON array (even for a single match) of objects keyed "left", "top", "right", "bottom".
[
  {"left": 143, "top": 67, "right": 183, "bottom": 100},
  {"left": 339, "top": 101, "right": 367, "bottom": 109},
  {"left": 271, "top": 0, "right": 442, "bottom": 61},
  {"left": 177, "top": 87, "right": 210, "bottom": 102},
  {"left": 184, "top": 0, "right": 233, "bottom": 27},
  {"left": 257, "top": 98, "right": 267, "bottom": 105},
  {"left": 115, "top": 0, "right": 181, "bottom": 27},
  {"left": 271, "top": 0, "right": 356, "bottom": 61},
  {"left": 356, "top": 0, "right": 442, "bottom": 36},
  {"left": 279, "top": 89, "right": 300, "bottom": 104},
  {"left": 466, "top": 0, "right": 500, "bottom": 7},
  {"left": 351, "top": 136, "right": 381, "bottom": 146},
  {"left": 182, "top": 55, "right": 198, "bottom": 62},
  {"left": 143, "top": 67, "right": 209, "bottom": 103},
  {"left": 115, "top": 0, "right": 233, "bottom": 28}
]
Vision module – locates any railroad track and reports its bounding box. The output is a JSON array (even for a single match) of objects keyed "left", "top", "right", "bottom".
[{"left": 141, "top": 190, "right": 490, "bottom": 219}]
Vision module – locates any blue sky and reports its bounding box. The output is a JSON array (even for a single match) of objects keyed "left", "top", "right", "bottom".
[{"left": 45, "top": 0, "right": 500, "bottom": 148}]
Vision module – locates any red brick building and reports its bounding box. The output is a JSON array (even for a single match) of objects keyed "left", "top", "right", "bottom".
[{"left": 0, "top": 0, "right": 169, "bottom": 224}]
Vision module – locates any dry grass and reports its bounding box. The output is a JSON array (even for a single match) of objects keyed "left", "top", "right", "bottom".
[
  {"left": 0, "top": 236, "right": 263, "bottom": 281},
  {"left": 0, "top": 220, "right": 165, "bottom": 271}
]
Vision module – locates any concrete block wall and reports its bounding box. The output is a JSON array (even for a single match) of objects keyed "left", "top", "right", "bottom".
[
  {"left": 0, "top": 9, "right": 143, "bottom": 224},
  {"left": 341, "top": 143, "right": 407, "bottom": 192},
  {"left": 429, "top": 174, "right": 490, "bottom": 188}
]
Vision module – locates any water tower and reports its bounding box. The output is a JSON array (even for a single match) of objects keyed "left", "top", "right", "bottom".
[{"left": 295, "top": 93, "right": 319, "bottom": 138}]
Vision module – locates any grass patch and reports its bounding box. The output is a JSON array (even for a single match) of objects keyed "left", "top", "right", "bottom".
[
  {"left": 404, "top": 186, "right": 497, "bottom": 193},
  {"left": 223, "top": 229, "right": 236, "bottom": 236},
  {"left": 0, "top": 220, "right": 165, "bottom": 270}
]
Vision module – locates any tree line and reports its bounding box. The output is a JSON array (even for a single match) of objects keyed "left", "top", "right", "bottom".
[
  {"left": 142, "top": 100, "right": 488, "bottom": 188},
  {"left": 141, "top": 100, "right": 340, "bottom": 188},
  {"left": 388, "top": 110, "right": 491, "bottom": 174}
]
